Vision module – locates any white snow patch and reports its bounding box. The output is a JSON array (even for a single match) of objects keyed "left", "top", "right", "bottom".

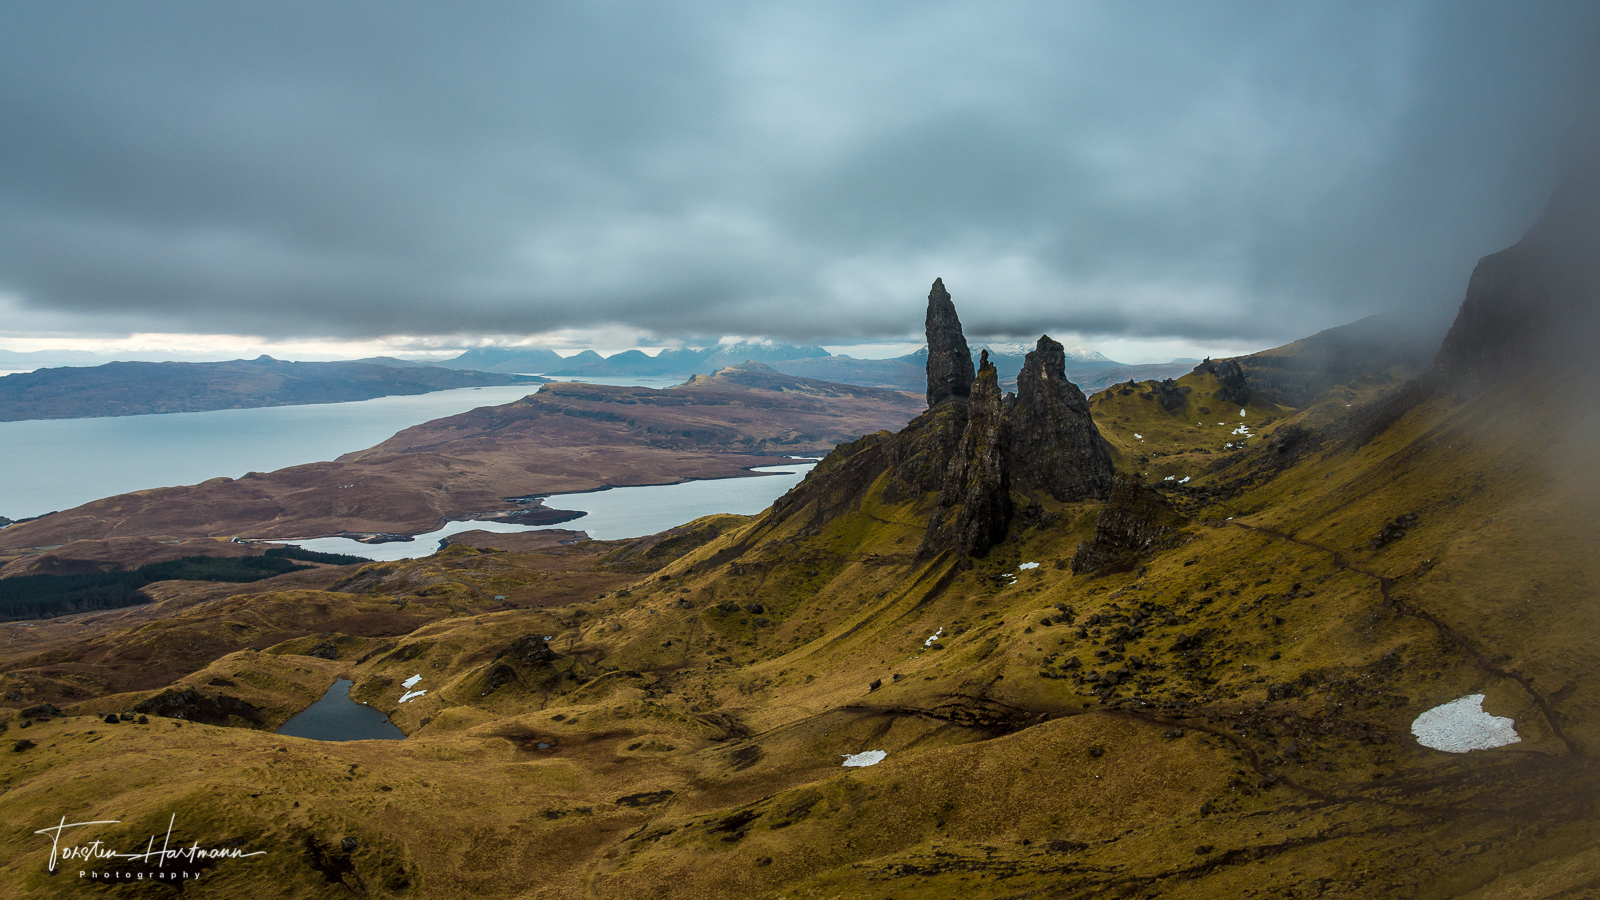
[
  {"left": 1133, "top": 433, "right": 1143, "bottom": 440},
  {"left": 401, "top": 674, "right": 422, "bottom": 689},
  {"left": 1018, "top": 562, "right": 1040, "bottom": 570},
  {"left": 1163, "top": 475, "right": 1175, "bottom": 481},
  {"left": 841, "top": 750, "right": 887, "bottom": 767},
  {"left": 1239, "top": 409, "right": 1247, "bottom": 417},
  {"left": 924, "top": 627, "right": 944, "bottom": 647},
  {"left": 399, "top": 690, "right": 428, "bottom": 704},
  {"left": 1411, "top": 694, "right": 1521, "bottom": 753},
  {"left": 1179, "top": 476, "right": 1191, "bottom": 484}
]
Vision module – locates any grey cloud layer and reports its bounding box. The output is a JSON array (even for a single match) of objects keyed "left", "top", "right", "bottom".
[{"left": 1, "top": 1, "right": 1596, "bottom": 345}]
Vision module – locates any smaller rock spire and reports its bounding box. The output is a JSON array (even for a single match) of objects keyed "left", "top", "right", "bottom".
[
  {"left": 921, "top": 350, "right": 1012, "bottom": 558},
  {"left": 1007, "top": 335, "right": 1114, "bottom": 502}
]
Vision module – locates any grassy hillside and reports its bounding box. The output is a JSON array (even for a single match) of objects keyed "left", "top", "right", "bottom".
[{"left": 0, "top": 365, "right": 1594, "bottom": 897}]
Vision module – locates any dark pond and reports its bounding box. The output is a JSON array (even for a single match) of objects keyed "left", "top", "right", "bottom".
[{"left": 275, "top": 678, "right": 405, "bottom": 741}]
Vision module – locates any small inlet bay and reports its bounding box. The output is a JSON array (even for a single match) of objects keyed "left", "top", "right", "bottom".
[{"left": 276, "top": 462, "right": 817, "bottom": 560}]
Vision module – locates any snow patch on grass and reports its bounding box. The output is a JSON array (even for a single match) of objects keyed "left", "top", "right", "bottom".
[
  {"left": 841, "top": 750, "right": 887, "bottom": 767},
  {"left": 402, "top": 674, "right": 422, "bottom": 689},
  {"left": 924, "top": 627, "right": 944, "bottom": 647},
  {"left": 1412, "top": 694, "right": 1520, "bottom": 753},
  {"left": 399, "top": 690, "right": 427, "bottom": 704}
]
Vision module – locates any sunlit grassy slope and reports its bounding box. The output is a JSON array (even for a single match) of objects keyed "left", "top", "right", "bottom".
[{"left": 2, "top": 371, "right": 1597, "bottom": 899}]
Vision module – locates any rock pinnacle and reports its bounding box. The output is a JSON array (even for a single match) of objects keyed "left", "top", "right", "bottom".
[{"left": 924, "top": 278, "right": 975, "bottom": 407}]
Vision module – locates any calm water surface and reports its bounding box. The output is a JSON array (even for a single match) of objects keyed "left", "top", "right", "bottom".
[
  {"left": 279, "top": 462, "right": 817, "bottom": 560},
  {"left": 0, "top": 376, "right": 714, "bottom": 520},
  {"left": 275, "top": 679, "right": 406, "bottom": 741}
]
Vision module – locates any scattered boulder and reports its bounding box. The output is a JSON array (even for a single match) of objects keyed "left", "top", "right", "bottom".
[
  {"left": 480, "top": 635, "right": 584, "bottom": 697},
  {"left": 306, "top": 642, "right": 342, "bottom": 660},
  {"left": 1140, "top": 378, "right": 1192, "bottom": 412},
  {"left": 1070, "top": 475, "right": 1189, "bottom": 574},
  {"left": 1370, "top": 513, "right": 1420, "bottom": 550},
  {"left": 131, "top": 687, "right": 265, "bottom": 727},
  {"left": 615, "top": 790, "right": 676, "bottom": 808}
]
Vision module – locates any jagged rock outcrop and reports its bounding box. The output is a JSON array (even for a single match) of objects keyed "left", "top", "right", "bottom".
[
  {"left": 1140, "top": 378, "right": 1191, "bottom": 412},
  {"left": 1007, "top": 336, "right": 1115, "bottom": 502},
  {"left": 479, "top": 634, "right": 588, "bottom": 697},
  {"left": 1192, "top": 358, "right": 1252, "bottom": 407},
  {"left": 131, "top": 686, "right": 264, "bottom": 727},
  {"left": 1069, "top": 474, "right": 1188, "bottom": 575},
  {"left": 924, "top": 278, "right": 975, "bottom": 407},
  {"left": 771, "top": 281, "right": 1115, "bottom": 560},
  {"left": 922, "top": 352, "right": 1012, "bottom": 558}
]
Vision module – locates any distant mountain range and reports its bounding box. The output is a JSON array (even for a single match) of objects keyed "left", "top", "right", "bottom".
[
  {"left": 426, "top": 340, "right": 1197, "bottom": 395},
  {"left": 0, "top": 356, "right": 544, "bottom": 422},
  {"left": 0, "top": 339, "right": 1210, "bottom": 413},
  {"left": 433, "top": 342, "right": 832, "bottom": 377}
]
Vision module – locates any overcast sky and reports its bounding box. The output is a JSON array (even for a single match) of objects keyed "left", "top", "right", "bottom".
[{"left": 2, "top": 2, "right": 1597, "bottom": 361}]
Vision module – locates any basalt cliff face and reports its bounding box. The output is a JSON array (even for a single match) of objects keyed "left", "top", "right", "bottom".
[
  {"left": 1435, "top": 164, "right": 1600, "bottom": 396},
  {"left": 773, "top": 280, "right": 1114, "bottom": 559}
]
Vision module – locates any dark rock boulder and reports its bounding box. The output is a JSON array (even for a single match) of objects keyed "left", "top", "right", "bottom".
[
  {"left": 924, "top": 278, "right": 975, "bottom": 407},
  {"left": 922, "top": 352, "right": 1012, "bottom": 558},
  {"left": 1006, "top": 336, "right": 1114, "bottom": 502},
  {"left": 1070, "top": 474, "right": 1188, "bottom": 574},
  {"left": 500, "top": 635, "right": 558, "bottom": 666},
  {"left": 1140, "top": 378, "right": 1191, "bottom": 412},
  {"left": 1370, "top": 513, "right": 1420, "bottom": 550},
  {"left": 132, "top": 687, "right": 264, "bottom": 727},
  {"left": 480, "top": 635, "right": 581, "bottom": 697},
  {"left": 306, "top": 641, "right": 342, "bottom": 660}
]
